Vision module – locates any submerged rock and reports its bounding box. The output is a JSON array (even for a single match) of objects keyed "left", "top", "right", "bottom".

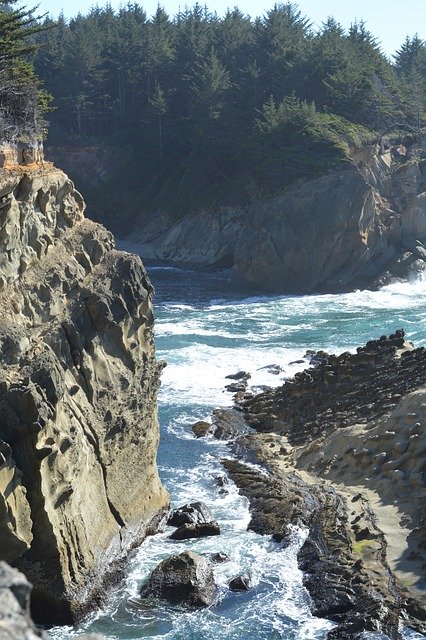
[
  {"left": 210, "top": 552, "right": 229, "bottom": 564},
  {"left": 140, "top": 551, "right": 215, "bottom": 607}
]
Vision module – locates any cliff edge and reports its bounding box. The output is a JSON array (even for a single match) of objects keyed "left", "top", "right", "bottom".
[{"left": 0, "top": 150, "right": 169, "bottom": 624}]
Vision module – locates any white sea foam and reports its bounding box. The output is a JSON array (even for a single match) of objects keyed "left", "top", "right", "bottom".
[{"left": 50, "top": 270, "right": 425, "bottom": 640}]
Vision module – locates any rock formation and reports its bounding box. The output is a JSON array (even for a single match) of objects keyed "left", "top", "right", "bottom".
[
  {"left": 0, "top": 562, "right": 104, "bottom": 640},
  {"left": 212, "top": 331, "right": 425, "bottom": 638},
  {"left": 0, "top": 562, "right": 46, "bottom": 640},
  {"left": 0, "top": 151, "right": 169, "bottom": 625},
  {"left": 140, "top": 551, "right": 216, "bottom": 607},
  {"left": 124, "top": 141, "right": 426, "bottom": 293}
]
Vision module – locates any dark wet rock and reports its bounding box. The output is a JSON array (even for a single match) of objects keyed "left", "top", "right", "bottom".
[
  {"left": 191, "top": 421, "right": 211, "bottom": 438},
  {"left": 225, "top": 382, "right": 247, "bottom": 393},
  {"left": 222, "top": 457, "right": 403, "bottom": 640},
  {"left": 168, "top": 502, "right": 213, "bottom": 528},
  {"left": 215, "top": 475, "right": 229, "bottom": 488},
  {"left": 169, "top": 521, "right": 221, "bottom": 540},
  {"left": 226, "top": 371, "right": 251, "bottom": 381},
  {"left": 303, "top": 349, "right": 329, "bottom": 365},
  {"left": 215, "top": 330, "right": 426, "bottom": 638},
  {"left": 258, "top": 364, "right": 283, "bottom": 375},
  {"left": 212, "top": 408, "right": 255, "bottom": 440},
  {"left": 229, "top": 575, "right": 251, "bottom": 591},
  {"left": 139, "top": 551, "right": 215, "bottom": 607},
  {"left": 210, "top": 552, "right": 229, "bottom": 564}
]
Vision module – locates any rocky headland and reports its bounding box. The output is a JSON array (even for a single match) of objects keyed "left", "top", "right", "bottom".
[
  {"left": 199, "top": 330, "right": 426, "bottom": 638},
  {"left": 0, "top": 146, "right": 169, "bottom": 625},
  {"left": 122, "top": 140, "right": 426, "bottom": 294}
]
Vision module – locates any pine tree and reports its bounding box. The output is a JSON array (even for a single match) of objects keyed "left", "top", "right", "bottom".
[{"left": 0, "top": 0, "right": 52, "bottom": 141}]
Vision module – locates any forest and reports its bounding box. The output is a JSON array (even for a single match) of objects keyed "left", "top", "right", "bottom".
[{"left": 1, "top": 1, "right": 426, "bottom": 215}]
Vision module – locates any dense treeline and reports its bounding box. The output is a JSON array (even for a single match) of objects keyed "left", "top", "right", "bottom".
[
  {"left": 34, "top": 2, "right": 426, "bottom": 214},
  {"left": 0, "top": 0, "right": 51, "bottom": 142}
]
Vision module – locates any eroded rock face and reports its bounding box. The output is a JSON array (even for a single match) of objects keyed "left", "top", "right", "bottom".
[
  {"left": 0, "top": 562, "right": 45, "bottom": 640},
  {"left": 140, "top": 551, "right": 216, "bottom": 607},
  {"left": 126, "top": 144, "right": 425, "bottom": 293},
  {"left": 0, "top": 164, "right": 169, "bottom": 624}
]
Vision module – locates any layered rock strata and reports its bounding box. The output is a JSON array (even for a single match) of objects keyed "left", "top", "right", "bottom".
[
  {"left": 212, "top": 331, "right": 425, "bottom": 638},
  {"left": 0, "top": 159, "right": 168, "bottom": 624},
  {"left": 125, "top": 142, "right": 426, "bottom": 293}
]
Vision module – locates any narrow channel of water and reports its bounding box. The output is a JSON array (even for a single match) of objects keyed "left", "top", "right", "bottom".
[{"left": 52, "top": 263, "right": 426, "bottom": 639}]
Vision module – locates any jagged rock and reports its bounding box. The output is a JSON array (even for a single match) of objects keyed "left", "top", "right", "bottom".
[
  {"left": 169, "top": 521, "right": 221, "bottom": 540},
  {"left": 225, "top": 371, "right": 251, "bottom": 381},
  {"left": 139, "top": 551, "right": 215, "bottom": 607},
  {"left": 191, "top": 421, "right": 211, "bottom": 438},
  {"left": 168, "top": 502, "right": 213, "bottom": 527},
  {"left": 225, "top": 382, "right": 247, "bottom": 393},
  {"left": 258, "top": 364, "right": 283, "bottom": 375},
  {"left": 210, "top": 552, "right": 229, "bottom": 564},
  {"left": 212, "top": 408, "right": 254, "bottom": 440},
  {"left": 0, "top": 562, "right": 45, "bottom": 639},
  {"left": 229, "top": 575, "right": 251, "bottom": 591},
  {"left": 0, "top": 165, "right": 169, "bottom": 624}
]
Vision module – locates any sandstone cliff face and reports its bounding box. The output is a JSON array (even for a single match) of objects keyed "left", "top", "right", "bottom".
[
  {"left": 0, "top": 159, "right": 168, "bottom": 624},
  {"left": 127, "top": 143, "right": 426, "bottom": 293}
]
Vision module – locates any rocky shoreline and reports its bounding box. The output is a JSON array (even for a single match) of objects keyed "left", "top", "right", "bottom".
[{"left": 196, "top": 330, "right": 426, "bottom": 638}]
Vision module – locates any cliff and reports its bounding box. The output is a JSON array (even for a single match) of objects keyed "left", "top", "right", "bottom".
[
  {"left": 0, "top": 151, "right": 169, "bottom": 624},
  {"left": 123, "top": 142, "right": 425, "bottom": 293},
  {"left": 207, "top": 331, "right": 426, "bottom": 638}
]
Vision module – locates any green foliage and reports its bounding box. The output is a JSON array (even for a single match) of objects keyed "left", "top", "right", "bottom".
[
  {"left": 31, "top": 3, "right": 425, "bottom": 217},
  {"left": 249, "top": 96, "right": 375, "bottom": 189},
  {"left": 0, "top": 0, "right": 52, "bottom": 141}
]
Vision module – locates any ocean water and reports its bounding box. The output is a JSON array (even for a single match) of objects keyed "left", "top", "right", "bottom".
[{"left": 52, "top": 264, "right": 426, "bottom": 640}]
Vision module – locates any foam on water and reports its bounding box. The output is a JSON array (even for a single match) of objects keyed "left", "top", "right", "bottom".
[{"left": 51, "top": 267, "right": 426, "bottom": 640}]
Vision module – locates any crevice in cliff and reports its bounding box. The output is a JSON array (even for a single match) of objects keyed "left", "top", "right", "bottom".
[{"left": 66, "top": 397, "right": 127, "bottom": 534}]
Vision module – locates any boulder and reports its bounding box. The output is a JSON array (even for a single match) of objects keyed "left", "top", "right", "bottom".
[
  {"left": 210, "top": 552, "right": 229, "bottom": 564},
  {"left": 169, "top": 521, "right": 221, "bottom": 540},
  {"left": 139, "top": 551, "right": 215, "bottom": 607},
  {"left": 212, "top": 408, "right": 254, "bottom": 440},
  {"left": 191, "top": 421, "right": 211, "bottom": 438},
  {"left": 229, "top": 575, "right": 251, "bottom": 592},
  {"left": 168, "top": 501, "right": 213, "bottom": 527}
]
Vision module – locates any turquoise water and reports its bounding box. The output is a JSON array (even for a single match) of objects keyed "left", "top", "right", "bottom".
[{"left": 53, "top": 264, "right": 426, "bottom": 640}]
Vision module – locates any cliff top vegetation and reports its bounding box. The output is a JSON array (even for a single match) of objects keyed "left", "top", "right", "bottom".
[{"left": 33, "top": 2, "right": 426, "bottom": 218}]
